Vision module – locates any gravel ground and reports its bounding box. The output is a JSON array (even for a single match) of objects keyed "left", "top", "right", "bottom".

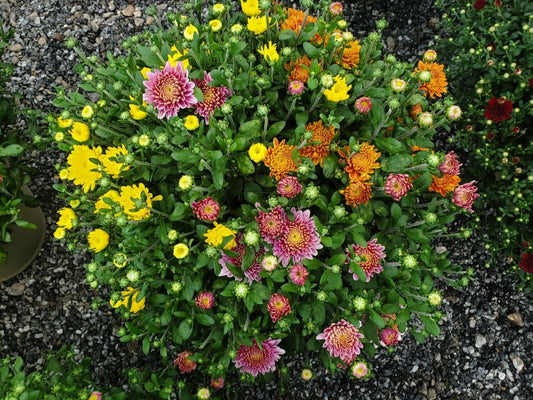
[{"left": 1, "top": 0, "right": 532, "bottom": 399}]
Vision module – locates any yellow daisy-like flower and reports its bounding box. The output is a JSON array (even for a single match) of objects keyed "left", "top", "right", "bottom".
[
  {"left": 53, "top": 227, "right": 66, "bottom": 239},
  {"left": 110, "top": 287, "right": 146, "bottom": 313},
  {"left": 69, "top": 121, "right": 90, "bottom": 142},
  {"left": 248, "top": 143, "right": 268, "bottom": 163},
  {"left": 57, "top": 207, "right": 77, "bottom": 229},
  {"left": 213, "top": 3, "right": 225, "bottom": 13},
  {"left": 81, "top": 105, "right": 94, "bottom": 119},
  {"left": 184, "top": 25, "right": 199, "bottom": 41},
  {"left": 57, "top": 116, "right": 72, "bottom": 128},
  {"left": 168, "top": 46, "right": 189, "bottom": 69},
  {"left": 204, "top": 222, "right": 236, "bottom": 250},
  {"left": 184, "top": 115, "right": 200, "bottom": 130},
  {"left": 140, "top": 67, "right": 151, "bottom": 79},
  {"left": 258, "top": 41, "right": 279, "bottom": 63},
  {"left": 173, "top": 243, "right": 190, "bottom": 259},
  {"left": 231, "top": 24, "right": 243, "bottom": 34},
  {"left": 247, "top": 16, "right": 270, "bottom": 35},
  {"left": 66, "top": 145, "right": 103, "bottom": 192},
  {"left": 241, "top": 0, "right": 261, "bottom": 16},
  {"left": 102, "top": 145, "right": 130, "bottom": 178},
  {"left": 59, "top": 168, "right": 69, "bottom": 180},
  {"left": 54, "top": 131, "right": 64, "bottom": 142},
  {"left": 324, "top": 75, "right": 351, "bottom": 102},
  {"left": 209, "top": 19, "right": 223, "bottom": 32},
  {"left": 94, "top": 189, "right": 121, "bottom": 214},
  {"left": 118, "top": 183, "right": 162, "bottom": 221},
  {"left": 69, "top": 199, "right": 80, "bottom": 209},
  {"left": 129, "top": 103, "right": 148, "bottom": 120},
  {"left": 87, "top": 228, "right": 110, "bottom": 253},
  {"left": 178, "top": 175, "right": 194, "bottom": 190}
]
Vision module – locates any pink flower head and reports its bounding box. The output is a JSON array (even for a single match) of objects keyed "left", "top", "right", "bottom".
[
  {"left": 351, "top": 362, "right": 369, "bottom": 378},
  {"left": 346, "top": 238, "right": 386, "bottom": 282},
  {"left": 288, "top": 80, "right": 305, "bottom": 95},
  {"left": 380, "top": 327, "right": 401, "bottom": 346},
  {"left": 193, "top": 72, "right": 232, "bottom": 124},
  {"left": 191, "top": 197, "right": 220, "bottom": 221},
  {"left": 329, "top": 2, "right": 343, "bottom": 15},
  {"left": 494, "top": 0, "right": 502, "bottom": 6},
  {"left": 256, "top": 205, "right": 289, "bottom": 244},
  {"left": 452, "top": 181, "right": 480, "bottom": 213},
  {"left": 234, "top": 338, "right": 285, "bottom": 376},
  {"left": 219, "top": 234, "right": 265, "bottom": 283},
  {"left": 384, "top": 173, "right": 413, "bottom": 201},
  {"left": 195, "top": 291, "right": 215, "bottom": 309},
  {"left": 143, "top": 61, "right": 197, "bottom": 119},
  {"left": 484, "top": 96, "right": 513, "bottom": 123},
  {"left": 438, "top": 151, "right": 462, "bottom": 175},
  {"left": 316, "top": 319, "right": 364, "bottom": 364},
  {"left": 267, "top": 293, "right": 291, "bottom": 323},
  {"left": 174, "top": 350, "right": 197, "bottom": 373},
  {"left": 277, "top": 176, "right": 302, "bottom": 198},
  {"left": 354, "top": 97, "right": 373, "bottom": 114},
  {"left": 519, "top": 253, "right": 533, "bottom": 274},
  {"left": 210, "top": 377, "right": 225, "bottom": 389},
  {"left": 290, "top": 264, "right": 309, "bottom": 286},
  {"left": 272, "top": 207, "right": 323, "bottom": 266}
]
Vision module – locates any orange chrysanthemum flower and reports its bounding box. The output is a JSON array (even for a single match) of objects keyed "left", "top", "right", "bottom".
[
  {"left": 285, "top": 55, "right": 313, "bottom": 83},
  {"left": 416, "top": 61, "right": 448, "bottom": 99},
  {"left": 264, "top": 138, "right": 299, "bottom": 180},
  {"left": 429, "top": 174, "right": 460, "bottom": 196},
  {"left": 409, "top": 103, "right": 423, "bottom": 120},
  {"left": 338, "top": 142, "right": 381, "bottom": 181},
  {"left": 299, "top": 120, "right": 336, "bottom": 166},
  {"left": 340, "top": 179, "right": 373, "bottom": 207},
  {"left": 337, "top": 40, "right": 361, "bottom": 69},
  {"left": 280, "top": 8, "right": 318, "bottom": 35}
]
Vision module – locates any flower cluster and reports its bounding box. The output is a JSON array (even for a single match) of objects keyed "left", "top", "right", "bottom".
[{"left": 49, "top": 0, "right": 476, "bottom": 395}]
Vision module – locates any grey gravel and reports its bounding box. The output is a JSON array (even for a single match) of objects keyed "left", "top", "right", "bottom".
[{"left": 1, "top": 0, "right": 532, "bottom": 399}]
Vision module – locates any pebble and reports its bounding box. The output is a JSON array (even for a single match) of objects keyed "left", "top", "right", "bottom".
[
  {"left": 475, "top": 334, "right": 487, "bottom": 348},
  {"left": 509, "top": 355, "right": 524, "bottom": 373}
]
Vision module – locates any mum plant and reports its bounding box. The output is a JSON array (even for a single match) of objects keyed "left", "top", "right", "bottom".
[
  {"left": 50, "top": 0, "right": 478, "bottom": 397},
  {"left": 434, "top": 0, "right": 533, "bottom": 289}
]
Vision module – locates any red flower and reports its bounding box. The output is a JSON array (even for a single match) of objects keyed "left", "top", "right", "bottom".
[
  {"left": 486, "top": 132, "right": 495, "bottom": 140},
  {"left": 494, "top": 0, "right": 502, "bottom": 6},
  {"left": 518, "top": 253, "right": 533, "bottom": 274},
  {"left": 473, "top": 0, "right": 486, "bottom": 9},
  {"left": 267, "top": 293, "right": 291, "bottom": 323},
  {"left": 484, "top": 96, "right": 513, "bottom": 123}
]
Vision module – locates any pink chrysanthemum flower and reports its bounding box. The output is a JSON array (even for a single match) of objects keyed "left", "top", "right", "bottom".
[
  {"left": 193, "top": 72, "right": 232, "bottom": 124},
  {"left": 272, "top": 208, "right": 323, "bottom": 266},
  {"left": 380, "top": 327, "right": 401, "bottom": 346},
  {"left": 174, "top": 351, "right": 197, "bottom": 373},
  {"left": 277, "top": 176, "right": 302, "bottom": 198},
  {"left": 233, "top": 338, "right": 285, "bottom": 376},
  {"left": 267, "top": 293, "right": 291, "bottom": 323},
  {"left": 316, "top": 319, "right": 364, "bottom": 364},
  {"left": 143, "top": 61, "right": 197, "bottom": 119},
  {"left": 288, "top": 80, "right": 305, "bottom": 95},
  {"left": 346, "top": 238, "right": 386, "bottom": 282},
  {"left": 290, "top": 264, "right": 309, "bottom": 286},
  {"left": 256, "top": 205, "right": 289, "bottom": 244},
  {"left": 354, "top": 97, "right": 372, "bottom": 114},
  {"left": 452, "top": 180, "right": 480, "bottom": 213},
  {"left": 384, "top": 173, "right": 413, "bottom": 201},
  {"left": 351, "top": 361, "right": 369, "bottom": 378},
  {"left": 210, "top": 377, "right": 225, "bottom": 389},
  {"left": 195, "top": 291, "right": 215, "bottom": 309},
  {"left": 219, "top": 234, "right": 265, "bottom": 283},
  {"left": 329, "top": 2, "right": 343, "bottom": 15},
  {"left": 191, "top": 197, "right": 220, "bottom": 221},
  {"left": 438, "top": 151, "right": 462, "bottom": 175}
]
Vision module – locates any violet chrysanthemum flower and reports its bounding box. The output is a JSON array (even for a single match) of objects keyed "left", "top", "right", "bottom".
[
  {"left": 354, "top": 96, "right": 372, "bottom": 114},
  {"left": 191, "top": 196, "right": 220, "bottom": 221},
  {"left": 267, "top": 293, "right": 291, "bottom": 323},
  {"left": 195, "top": 291, "right": 215, "bottom": 309},
  {"left": 346, "top": 238, "right": 386, "bottom": 282},
  {"left": 218, "top": 234, "right": 265, "bottom": 283},
  {"left": 384, "top": 173, "right": 413, "bottom": 201},
  {"left": 452, "top": 180, "right": 480, "bottom": 213},
  {"left": 233, "top": 338, "right": 285, "bottom": 376},
  {"left": 288, "top": 80, "right": 305, "bottom": 95},
  {"left": 289, "top": 264, "right": 309, "bottom": 286},
  {"left": 316, "top": 319, "right": 364, "bottom": 364},
  {"left": 143, "top": 61, "right": 197, "bottom": 119},
  {"left": 193, "top": 72, "right": 232, "bottom": 124},
  {"left": 256, "top": 205, "right": 289, "bottom": 244},
  {"left": 277, "top": 176, "right": 302, "bottom": 198},
  {"left": 438, "top": 151, "right": 462, "bottom": 175},
  {"left": 272, "top": 207, "right": 323, "bottom": 266}
]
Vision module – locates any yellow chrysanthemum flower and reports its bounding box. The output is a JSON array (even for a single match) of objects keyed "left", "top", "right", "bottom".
[
  {"left": 59, "top": 168, "right": 69, "bottom": 180},
  {"left": 54, "top": 131, "right": 64, "bottom": 142},
  {"left": 87, "top": 229, "right": 110, "bottom": 253},
  {"left": 94, "top": 189, "right": 121, "bottom": 214},
  {"left": 258, "top": 41, "right": 279, "bottom": 63},
  {"left": 168, "top": 46, "right": 189, "bottom": 69},
  {"left": 209, "top": 19, "right": 223, "bottom": 32},
  {"left": 57, "top": 116, "right": 72, "bottom": 128},
  {"left": 173, "top": 243, "right": 190, "bottom": 259},
  {"left": 178, "top": 175, "right": 194, "bottom": 190},
  {"left": 324, "top": 75, "right": 351, "bottom": 102},
  {"left": 213, "top": 3, "right": 225, "bottom": 13},
  {"left": 184, "top": 25, "right": 199, "bottom": 41},
  {"left": 110, "top": 287, "right": 146, "bottom": 313},
  {"left": 118, "top": 183, "right": 162, "bottom": 221},
  {"left": 204, "top": 222, "right": 236, "bottom": 250},
  {"left": 66, "top": 145, "right": 102, "bottom": 192},
  {"left": 69, "top": 199, "right": 80, "bottom": 209},
  {"left": 69, "top": 121, "right": 90, "bottom": 142},
  {"left": 231, "top": 24, "right": 243, "bottom": 34},
  {"left": 247, "top": 16, "right": 270, "bottom": 35},
  {"left": 140, "top": 67, "right": 151, "bottom": 79},
  {"left": 57, "top": 207, "right": 77, "bottom": 229},
  {"left": 53, "top": 227, "right": 66, "bottom": 239},
  {"left": 184, "top": 115, "right": 200, "bottom": 130},
  {"left": 81, "top": 105, "right": 94, "bottom": 119},
  {"left": 129, "top": 103, "right": 148, "bottom": 120},
  {"left": 241, "top": 0, "right": 261, "bottom": 16},
  {"left": 102, "top": 145, "right": 130, "bottom": 178},
  {"left": 248, "top": 143, "right": 268, "bottom": 163}
]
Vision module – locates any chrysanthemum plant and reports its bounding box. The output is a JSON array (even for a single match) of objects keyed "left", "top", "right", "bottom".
[
  {"left": 50, "top": 0, "right": 478, "bottom": 396},
  {"left": 434, "top": 0, "right": 533, "bottom": 289}
]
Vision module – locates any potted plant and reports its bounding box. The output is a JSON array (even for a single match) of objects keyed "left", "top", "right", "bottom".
[{"left": 0, "top": 21, "right": 46, "bottom": 281}]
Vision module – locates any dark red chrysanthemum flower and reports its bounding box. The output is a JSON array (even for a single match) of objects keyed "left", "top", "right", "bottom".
[
  {"left": 473, "top": 0, "right": 486, "bottom": 9},
  {"left": 484, "top": 96, "right": 513, "bottom": 123},
  {"left": 519, "top": 253, "right": 533, "bottom": 274}
]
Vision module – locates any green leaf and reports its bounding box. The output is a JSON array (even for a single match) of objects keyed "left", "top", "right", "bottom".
[
  {"left": 160, "top": 309, "right": 172, "bottom": 326},
  {"left": 151, "top": 155, "right": 172, "bottom": 165},
  {"left": 307, "top": 77, "right": 318, "bottom": 91},
  {"left": 374, "top": 137, "right": 407, "bottom": 155},
  {"left": 320, "top": 270, "right": 342, "bottom": 290},
  {"left": 193, "top": 86, "right": 204, "bottom": 102},
  {"left": 171, "top": 150, "right": 200, "bottom": 163},
  {"left": 238, "top": 120, "right": 262, "bottom": 138},
  {"left": 169, "top": 203, "right": 187, "bottom": 221},
  {"left": 178, "top": 319, "right": 193, "bottom": 340},
  {"left": 142, "top": 335, "right": 150, "bottom": 355},
  {"left": 369, "top": 309, "right": 385, "bottom": 328},
  {"left": 137, "top": 46, "right": 162, "bottom": 67},
  {"left": 196, "top": 314, "right": 215, "bottom": 326},
  {"left": 278, "top": 29, "right": 296, "bottom": 41},
  {"left": 420, "top": 316, "right": 440, "bottom": 336},
  {"left": 267, "top": 120, "right": 286, "bottom": 137},
  {"left": 0, "top": 144, "right": 24, "bottom": 157},
  {"left": 383, "top": 154, "right": 413, "bottom": 172},
  {"left": 295, "top": 112, "right": 308, "bottom": 126},
  {"left": 391, "top": 203, "right": 401, "bottom": 221},
  {"left": 303, "top": 42, "right": 321, "bottom": 58},
  {"left": 212, "top": 156, "right": 227, "bottom": 189}
]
